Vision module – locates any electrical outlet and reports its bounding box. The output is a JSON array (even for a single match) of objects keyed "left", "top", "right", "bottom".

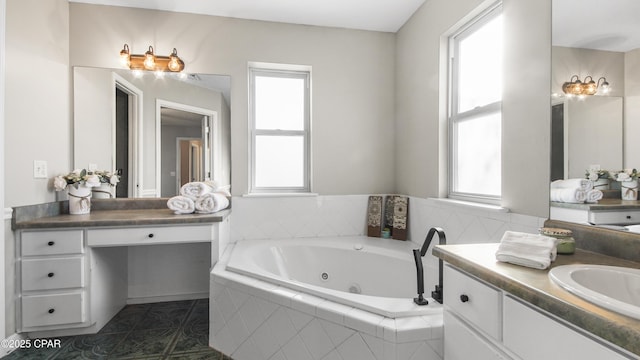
[
  {"left": 88, "top": 163, "right": 98, "bottom": 171},
  {"left": 34, "top": 160, "right": 48, "bottom": 179}
]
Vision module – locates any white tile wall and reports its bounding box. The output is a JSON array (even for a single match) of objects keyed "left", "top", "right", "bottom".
[{"left": 229, "top": 195, "right": 547, "bottom": 293}]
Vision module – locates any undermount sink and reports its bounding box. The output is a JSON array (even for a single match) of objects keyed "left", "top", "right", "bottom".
[{"left": 549, "top": 264, "right": 640, "bottom": 320}]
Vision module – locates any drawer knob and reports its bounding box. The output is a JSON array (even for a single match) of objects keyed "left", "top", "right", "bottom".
[
  {"left": 47, "top": 272, "right": 55, "bottom": 278},
  {"left": 148, "top": 233, "right": 154, "bottom": 238},
  {"left": 47, "top": 241, "right": 55, "bottom": 246},
  {"left": 48, "top": 308, "right": 55, "bottom": 314},
  {"left": 627, "top": 215, "right": 632, "bottom": 219},
  {"left": 460, "top": 294, "right": 470, "bottom": 303}
]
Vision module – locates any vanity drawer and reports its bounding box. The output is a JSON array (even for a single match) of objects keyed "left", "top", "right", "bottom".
[
  {"left": 444, "top": 264, "right": 502, "bottom": 340},
  {"left": 589, "top": 210, "right": 640, "bottom": 225},
  {"left": 21, "top": 257, "right": 84, "bottom": 291},
  {"left": 86, "top": 225, "right": 213, "bottom": 247},
  {"left": 21, "top": 230, "right": 84, "bottom": 256},
  {"left": 21, "top": 292, "right": 85, "bottom": 328}
]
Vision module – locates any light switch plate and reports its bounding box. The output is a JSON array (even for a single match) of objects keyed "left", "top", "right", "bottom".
[
  {"left": 34, "top": 160, "right": 48, "bottom": 178},
  {"left": 88, "top": 163, "right": 98, "bottom": 171}
]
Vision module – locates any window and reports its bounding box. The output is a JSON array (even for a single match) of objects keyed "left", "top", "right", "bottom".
[
  {"left": 249, "top": 66, "right": 311, "bottom": 193},
  {"left": 449, "top": 4, "right": 503, "bottom": 203}
]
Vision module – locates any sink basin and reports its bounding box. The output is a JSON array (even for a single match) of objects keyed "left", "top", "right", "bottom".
[{"left": 549, "top": 264, "right": 640, "bottom": 320}]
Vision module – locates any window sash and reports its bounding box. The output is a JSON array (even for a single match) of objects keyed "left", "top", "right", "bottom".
[
  {"left": 249, "top": 68, "right": 311, "bottom": 193},
  {"left": 448, "top": 3, "right": 502, "bottom": 204}
]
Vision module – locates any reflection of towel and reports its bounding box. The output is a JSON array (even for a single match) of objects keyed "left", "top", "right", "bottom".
[
  {"left": 550, "top": 188, "right": 587, "bottom": 203},
  {"left": 180, "top": 181, "right": 218, "bottom": 200},
  {"left": 550, "top": 178, "right": 593, "bottom": 191},
  {"left": 495, "top": 231, "right": 557, "bottom": 270},
  {"left": 585, "top": 189, "right": 603, "bottom": 203},
  {"left": 167, "top": 196, "right": 195, "bottom": 214},
  {"left": 195, "top": 192, "right": 229, "bottom": 214}
]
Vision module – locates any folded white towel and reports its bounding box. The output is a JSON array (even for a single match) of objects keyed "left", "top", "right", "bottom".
[
  {"left": 550, "top": 188, "right": 587, "bottom": 203},
  {"left": 180, "top": 181, "right": 218, "bottom": 200},
  {"left": 195, "top": 192, "right": 229, "bottom": 214},
  {"left": 585, "top": 189, "right": 603, "bottom": 203},
  {"left": 550, "top": 178, "right": 593, "bottom": 191},
  {"left": 167, "top": 196, "right": 195, "bottom": 214},
  {"left": 495, "top": 231, "right": 557, "bottom": 270}
]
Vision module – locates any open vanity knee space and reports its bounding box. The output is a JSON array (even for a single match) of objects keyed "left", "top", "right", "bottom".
[{"left": 12, "top": 199, "right": 230, "bottom": 338}]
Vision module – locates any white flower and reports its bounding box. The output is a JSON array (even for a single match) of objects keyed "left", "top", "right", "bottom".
[
  {"left": 72, "top": 169, "right": 83, "bottom": 176},
  {"left": 85, "top": 174, "right": 101, "bottom": 187},
  {"left": 587, "top": 172, "right": 599, "bottom": 181},
  {"left": 617, "top": 172, "right": 631, "bottom": 182},
  {"left": 109, "top": 174, "right": 120, "bottom": 185},
  {"left": 53, "top": 176, "right": 67, "bottom": 191}
]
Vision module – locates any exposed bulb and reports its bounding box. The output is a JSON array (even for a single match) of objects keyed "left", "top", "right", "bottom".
[
  {"left": 119, "top": 44, "right": 130, "bottom": 67},
  {"left": 143, "top": 46, "right": 156, "bottom": 70}
]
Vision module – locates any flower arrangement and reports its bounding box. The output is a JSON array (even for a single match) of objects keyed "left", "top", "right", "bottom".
[
  {"left": 585, "top": 169, "right": 610, "bottom": 181},
  {"left": 53, "top": 169, "right": 119, "bottom": 191},
  {"left": 92, "top": 170, "right": 121, "bottom": 186},
  {"left": 611, "top": 169, "right": 639, "bottom": 182}
]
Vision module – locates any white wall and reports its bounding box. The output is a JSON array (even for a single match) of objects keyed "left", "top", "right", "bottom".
[
  {"left": 68, "top": 4, "right": 397, "bottom": 197},
  {"left": 5, "top": 0, "right": 70, "bottom": 207},
  {"left": 625, "top": 49, "right": 640, "bottom": 168},
  {"left": 0, "top": 0, "right": 6, "bottom": 342},
  {"left": 395, "top": 0, "right": 552, "bottom": 217}
]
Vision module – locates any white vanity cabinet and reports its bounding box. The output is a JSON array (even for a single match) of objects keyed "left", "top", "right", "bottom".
[
  {"left": 443, "top": 264, "right": 634, "bottom": 360},
  {"left": 18, "top": 230, "right": 89, "bottom": 331},
  {"left": 16, "top": 214, "right": 230, "bottom": 337}
]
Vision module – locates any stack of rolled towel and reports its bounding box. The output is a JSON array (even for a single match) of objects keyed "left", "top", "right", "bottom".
[
  {"left": 550, "top": 178, "right": 603, "bottom": 203},
  {"left": 167, "top": 181, "right": 230, "bottom": 214},
  {"left": 495, "top": 231, "right": 557, "bottom": 270}
]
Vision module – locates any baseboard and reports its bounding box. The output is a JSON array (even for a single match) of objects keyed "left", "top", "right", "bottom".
[
  {"left": 0, "top": 333, "right": 28, "bottom": 357},
  {"left": 126, "top": 292, "right": 208, "bottom": 305}
]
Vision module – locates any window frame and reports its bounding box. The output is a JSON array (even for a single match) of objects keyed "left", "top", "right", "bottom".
[
  {"left": 448, "top": 3, "right": 503, "bottom": 204},
  {"left": 249, "top": 66, "right": 311, "bottom": 194}
]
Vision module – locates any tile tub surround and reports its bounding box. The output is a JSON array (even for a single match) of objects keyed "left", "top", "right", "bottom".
[
  {"left": 4, "top": 299, "right": 231, "bottom": 359},
  {"left": 433, "top": 243, "right": 640, "bottom": 357},
  {"left": 210, "top": 244, "right": 444, "bottom": 360}
]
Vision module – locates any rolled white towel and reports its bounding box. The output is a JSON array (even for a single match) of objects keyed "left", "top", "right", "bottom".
[
  {"left": 550, "top": 178, "right": 593, "bottom": 191},
  {"left": 585, "top": 189, "right": 603, "bottom": 203},
  {"left": 195, "top": 192, "right": 229, "bottom": 214},
  {"left": 167, "top": 196, "right": 195, "bottom": 214},
  {"left": 495, "top": 231, "right": 557, "bottom": 270},
  {"left": 180, "top": 181, "right": 217, "bottom": 200},
  {"left": 550, "top": 188, "right": 587, "bottom": 203}
]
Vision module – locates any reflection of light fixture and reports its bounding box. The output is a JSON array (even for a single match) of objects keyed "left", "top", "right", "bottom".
[
  {"left": 119, "top": 44, "right": 185, "bottom": 72},
  {"left": 562, "top": 75, "right": 610, "bottom": 96}
]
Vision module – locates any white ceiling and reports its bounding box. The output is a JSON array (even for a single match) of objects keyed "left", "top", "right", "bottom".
[
  {"left": 69, "top": 1, "right": 640, "bottom": 52},
  {"left": 68, "top": 0, "right": 427, "bottom": 33},
  {"left": 553, "top": 0, "right": 640, "bottom": 52}
]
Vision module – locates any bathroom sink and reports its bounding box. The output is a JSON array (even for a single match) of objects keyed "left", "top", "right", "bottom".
[{"left": 549, "top": 264, "right": 640, "bottom": 320}]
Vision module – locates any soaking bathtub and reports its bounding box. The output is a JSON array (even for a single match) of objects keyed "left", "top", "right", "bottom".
[{"left": 210, "top": 236, "right": 444, "bottom": 360}]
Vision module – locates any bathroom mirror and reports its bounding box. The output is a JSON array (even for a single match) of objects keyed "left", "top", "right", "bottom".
[
  {"left": 73, "top": 67, "right": 231, "bottom": 198},
  {"left": 550, "top": 0, "right": 640, "bottom": 230}
]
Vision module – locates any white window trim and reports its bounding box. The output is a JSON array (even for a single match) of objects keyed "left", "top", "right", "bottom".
[
  {"left": 248, "top": 64, "right": 312, "bottom": 194},
  {"left": 447, "top": 2, "right": 503, "bottom": 205}
]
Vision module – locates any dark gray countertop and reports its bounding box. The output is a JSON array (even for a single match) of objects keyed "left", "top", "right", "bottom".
[
  {"left": 551, "top": 198, "right": 640, "bottom": 210},
  {"left": 11, "top": 198, "right": 230, "bottom": 229},
  {"left": 433, "top": 243, "right": 640, "bottom": 356}
]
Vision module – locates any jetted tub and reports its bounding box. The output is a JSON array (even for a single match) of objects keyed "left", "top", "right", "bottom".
[
  {"left": 210, "top": 236, "right": 444, "bottom": 360},
  {"left": 226, "top": 235, "right": 441, "bottom": 318}
]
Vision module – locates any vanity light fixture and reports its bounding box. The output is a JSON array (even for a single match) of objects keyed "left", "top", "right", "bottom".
[
  {"left": 562, "top": 75, "right": 610, "bottom": 96},
  {"left": 119, "top": 44, "right": 185, "bottom": 73}
]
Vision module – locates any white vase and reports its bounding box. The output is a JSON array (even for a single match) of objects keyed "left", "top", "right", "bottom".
[
  {"left": 68, "top": 185, "right": 92, "bottom": 214},
  {"left": 593, "top": 178, "right": 610, "bottom": 190},
  {"left": 92, "top": 183, "right": 114, "bottom": 199},
  {"left": 621, "top": 180, "right": 638, "bottom": 200}
]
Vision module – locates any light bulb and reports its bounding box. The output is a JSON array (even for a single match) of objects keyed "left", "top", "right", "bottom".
[
  {"left": 119, "top": 44, "right": 130, "bottom": 67},
  {"left": 144, "top": 46, "right": 156, "bottom": 70}
]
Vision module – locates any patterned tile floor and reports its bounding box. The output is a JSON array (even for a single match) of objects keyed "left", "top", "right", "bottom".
[{"left": 4, "top": 299, "right": 232, "bottom": 360}]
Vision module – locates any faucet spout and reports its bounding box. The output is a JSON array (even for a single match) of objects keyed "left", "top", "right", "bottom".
[{"left": 413, "top": 227, "right": 446, "bottom": 305}]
